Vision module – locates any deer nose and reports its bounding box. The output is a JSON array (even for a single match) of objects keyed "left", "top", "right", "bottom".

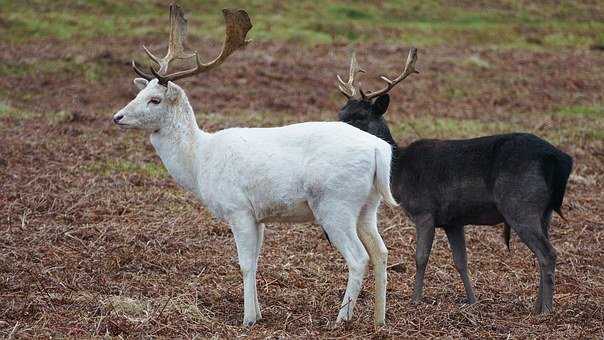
[{"left": 113, "top": 114, "right": 124, "bottom": 124}]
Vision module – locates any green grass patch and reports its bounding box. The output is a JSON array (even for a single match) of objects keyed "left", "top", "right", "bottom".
[
  {"left": 389, "top": 111, "right": 603, "bottom": 145},
  {"left": 0, "top": 59, "right": 112, "bottom": 83},
  {"left": 84, "top": 159, "right": 168, "bottom": 178},
  {"left": 391, "top": 116, "right": 522, "bottom": 139},
  {"left": 543, "top": 32, "right": 594, "bottom": 48},
  {"left": 0, "top": 100, "right": 75, "bottom": 122},
  {"left": 548, "top": 104, "right": 604, "bottom": 142},
  {"left": 1, "top": 0, "right": 603, "bottom": 48},
  {"left": 0, "top": 60, "right": 73, "bottom": 77},
  {"left": 587, "top": 129, "right": 604, "bottom": 141},
  {"left": 328, "top": 4, "right": 375, "bottom": 21},
  {"left": 198, "top": 110, "right": 299, "bottom": 130},
  {"left": 0, "top": 101, "right": 13, "bottom": 117},
  {"left": 0, "top": 100, "right": 39, "bottom": 119},
  {"left": 0, "top": 1, "right": 157, "bottom": 42},
  {"left": 553, "top": 105, "right": 604, "bottom": 119},
  {"left": 543, "top": 123, "right": 604, "bottom": 144}
]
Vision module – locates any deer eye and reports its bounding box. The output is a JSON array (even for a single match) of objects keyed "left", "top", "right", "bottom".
[{"left": 148, "top": 98, "right": 161, "bottom": 105}]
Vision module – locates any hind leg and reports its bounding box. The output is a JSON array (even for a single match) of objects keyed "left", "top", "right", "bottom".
[
  {"left": 496, "top": 164, "right": 557, "bottom": 314},
  {"left": 534, "top": 211, "right": 553, "bottom": 311},
  {"left": 254, "top": 223, "right": 265, "bottom": 319},
  {"left": 412, "top": 214, "right": 435, "bottom": 303},
  {"left": 505, "top": 214, "right": 556, "bottom": 314},
  {"left": 311, "top": 200, "right": 369, "bottom": 324},
  {"left": 444, "top": 224, "right": 477, "bottom": 304},
  {"left": 357, "top": 197, "right": 388, "bottom": 326}
]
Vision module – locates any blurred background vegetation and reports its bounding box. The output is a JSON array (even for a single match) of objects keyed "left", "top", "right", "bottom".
[
  {"left": 0, "top": 0, "right": 602, "bottom": 142},
  {"left": 2, "top": 0, "right": 603, "bottom": 48}
]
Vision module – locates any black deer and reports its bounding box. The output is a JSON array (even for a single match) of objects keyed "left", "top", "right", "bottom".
[{"left": 335, "top": 49, "right": 573, "bottom": 314}]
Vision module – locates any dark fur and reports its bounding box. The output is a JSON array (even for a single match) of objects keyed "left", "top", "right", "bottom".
[{"left": 338, "top": 94, "right": 573, "bottom": 313}]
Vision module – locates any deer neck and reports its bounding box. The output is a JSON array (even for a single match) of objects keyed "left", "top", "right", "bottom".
[
  {"left": 376, "top": 120, "right": 398, "bottom": 150},
  {"left": 383, "top": 131, "right": 399, "bottom": 151},
  {"left": 150, "top": 98, "right": 209, "bottom": 195}
]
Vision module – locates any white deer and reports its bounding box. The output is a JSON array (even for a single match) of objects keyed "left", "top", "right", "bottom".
[{"left": 113, "top": 5, "right": 397, "bottom": 326}]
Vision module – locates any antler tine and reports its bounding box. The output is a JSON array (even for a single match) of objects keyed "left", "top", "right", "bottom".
[
  {"left": 365, "top": 47, "right": 418, "bottom": 100},
  {"left": 158, "top": 8, "right": 252, "bottom": 84},
  {"left": 131, "top": 6, "right": 252, "bottom": 85},
  {"left": 144, "top": 4, "right": 195, "bottom": 75},
  {"left": 131, "top": 4, "right": 195, "bottom": 82},
  {"left": 131, "top": 60, "right": 154, "bottom": 81},
  {"left": 142, "top": 46, "right": 162, "bottom": 69},
  {"left": 336, "top": 52, "right": 365, "bottom": 99}
]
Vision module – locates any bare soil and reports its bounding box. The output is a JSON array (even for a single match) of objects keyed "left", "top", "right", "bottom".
[{"left": 0, "top": 37, "right": 603, "bottom": 338}]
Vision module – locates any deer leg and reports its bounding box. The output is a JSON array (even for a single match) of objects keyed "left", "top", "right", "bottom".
[
  {"left": 312, "top": 200, "right": 369, "bottom": 324},
  {"left": 444, "top": 224, "right": 476, "bottom": 304},
  {"left": 535, "top": 211, "right": 553, "bottom": 312},
  {"left": 253, "top": 223, "right": 265, "bottom": 319},
  {"left": 412, "top": 214, "right": 435, "bottom": 303},
  {"left": 506, "top": 215, "right": 556, "bottom": 314},
  {"left": 229, "top": 213, "right": 262, "bottom": 326},
  {"left": 495, "top": 162, "right": 557, "bottom": 314},
  {"left": 357, "top": 198, "right": 388, "bottom": 326},
  {"left": 328, "top": 228, "right": 369, "bottom": 324}
]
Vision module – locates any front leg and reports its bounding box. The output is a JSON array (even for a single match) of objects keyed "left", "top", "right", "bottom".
[
  {"left": 444, "top": 224, "right": 477, "bottom": 304},
  {"left": 230, "top": 213, "right": 262, "bottom": 326}
]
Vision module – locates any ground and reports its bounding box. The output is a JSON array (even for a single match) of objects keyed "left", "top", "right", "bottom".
[{"left": 0, "top": 0, "right": 603, "bottom": 338}]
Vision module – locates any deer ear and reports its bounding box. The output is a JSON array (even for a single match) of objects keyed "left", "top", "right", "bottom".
[
  {"left": 372, "top": 94, "right": 390, "bottom": 116},
  {"left": 133, "top": 78, "right": 149, "bottom": 91},
  {"left": 165, "top": 81, "right": 181, "bottom": 103}
]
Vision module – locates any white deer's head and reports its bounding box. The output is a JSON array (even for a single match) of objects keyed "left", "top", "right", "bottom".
[
  {"left": 113, "top": 5, "right": 252, "bottom": 130},
  {"left": 113, "top": 78, "right": 185, "bottom": 131}
]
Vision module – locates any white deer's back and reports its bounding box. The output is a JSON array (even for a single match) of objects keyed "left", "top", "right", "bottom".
[{"left": 198, "top": 121, "right": 389, "bottom": 221}]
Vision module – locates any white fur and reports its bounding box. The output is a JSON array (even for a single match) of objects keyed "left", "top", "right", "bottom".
[{"left": 114, "top": 78, "right": 397, "bottom": 326}]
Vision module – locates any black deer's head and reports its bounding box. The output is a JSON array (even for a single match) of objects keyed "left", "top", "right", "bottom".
[
  {"left": 335, "top": 47, "right": 418, "bottom": 147},
  {"left": 338, "top": 94, "right": 396, "bottom": 146}
]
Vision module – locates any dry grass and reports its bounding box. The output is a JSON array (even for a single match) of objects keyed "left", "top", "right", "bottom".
[{"left": 1, "top": 2, "right": 604, "bottom": 338}]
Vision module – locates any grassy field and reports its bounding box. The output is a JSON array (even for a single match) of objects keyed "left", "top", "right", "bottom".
[
  {"left": 2, "top": 0, "right": 604, "bottom": 48},
  {"left": 1, "top": 0, "right": 603, "bottom": 338}
]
